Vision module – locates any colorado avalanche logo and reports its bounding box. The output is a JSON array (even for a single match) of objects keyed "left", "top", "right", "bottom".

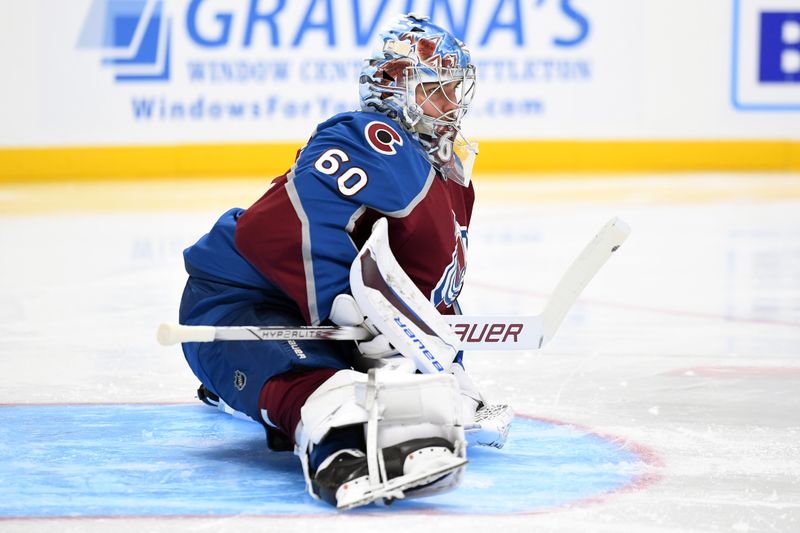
[
  {"left": 365, "top": 121, "right": 403, "bottom": 155},
  {"left": 431, "top": 213, "right": 468, "bottom": 310}
]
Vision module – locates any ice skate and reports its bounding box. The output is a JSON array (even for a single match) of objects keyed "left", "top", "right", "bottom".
[
  {"left": 312, "top": 437, "right": 467, "bottom": 510},
  {"left": 196, "top": 384, "right": 219, "bottom": 407}
]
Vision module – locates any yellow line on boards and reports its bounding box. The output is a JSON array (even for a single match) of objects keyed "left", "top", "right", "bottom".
[
  {"left": 475, "top": 140, "right": 800, "bottom": 173},
  {"left": 0, "top": 141, "right": 798, "bottom": 182},
  {"left": 0, "top": 144, "right": 302, "bottom": 182}
]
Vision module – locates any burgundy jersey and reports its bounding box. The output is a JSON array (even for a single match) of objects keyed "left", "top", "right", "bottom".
[{"left": 235, "top": 111, "right": 474, "bottom": 325}]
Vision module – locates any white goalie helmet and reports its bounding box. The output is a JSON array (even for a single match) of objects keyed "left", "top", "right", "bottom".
[{"left": 359, "top": 13, "right": 478, "bottom": 186}]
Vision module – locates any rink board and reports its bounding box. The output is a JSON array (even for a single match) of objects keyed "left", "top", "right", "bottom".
[{"left": 0, "top": 404, "right": 654, "bottom": 518}]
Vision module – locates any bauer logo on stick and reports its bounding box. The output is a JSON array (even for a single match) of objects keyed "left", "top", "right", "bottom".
[
  {"left": 452, "top": 322, "right": 524, "bottom": 344},
  {"left": 364, "top": 121, "right": 404, "bottom": 155}
]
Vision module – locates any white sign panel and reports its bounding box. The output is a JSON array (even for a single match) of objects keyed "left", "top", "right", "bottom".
[
  {"left": 733, "top": 0, "right": 800, "bottom": 110},
  {"left": 0, "top": 0, "right": 797, "bottom": 148}
]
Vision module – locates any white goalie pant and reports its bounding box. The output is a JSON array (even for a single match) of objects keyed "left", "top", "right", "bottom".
[{"left": 294, "top": 366, "right": 467, "bottom": 501}]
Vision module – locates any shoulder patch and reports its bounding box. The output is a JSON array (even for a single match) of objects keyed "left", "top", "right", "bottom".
[{"left": 364, "top": 121, "right": 404, "bottom": 155}]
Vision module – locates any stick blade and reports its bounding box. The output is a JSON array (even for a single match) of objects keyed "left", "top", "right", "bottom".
[
  {"left": 606, "top": 217, "right": 631, "bottom": 251},
  {"left": 541, "top": 217, "right": 630, "bottom": 343}
]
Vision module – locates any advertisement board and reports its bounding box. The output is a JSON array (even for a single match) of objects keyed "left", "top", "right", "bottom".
[{"left": 0, "top": 0, "right": 798, "bottom": 177}]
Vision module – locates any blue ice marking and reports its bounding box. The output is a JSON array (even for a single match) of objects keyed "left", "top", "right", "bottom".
[{"left": 0, "top": 405, "right": 649, "bottom": 517}]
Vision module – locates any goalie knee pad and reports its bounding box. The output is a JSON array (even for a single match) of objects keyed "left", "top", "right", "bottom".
[{"left": 295, "top": 367, "right": 467, "bottom": 509}]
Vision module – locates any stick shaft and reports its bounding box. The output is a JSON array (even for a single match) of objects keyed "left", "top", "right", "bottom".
[
  {"left": 157, "top": 324, "right": 371, "bottom": 345},
  {"left": 157, "top": 317, "right": 543, "bottom": 350}
]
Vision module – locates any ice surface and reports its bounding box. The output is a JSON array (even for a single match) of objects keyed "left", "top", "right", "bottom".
[
  {"left": 1, "top": 174, "right": 798, "bottom": 531},
  {"left": 0, "top": 405, "right": 649, "bottom": 517}
]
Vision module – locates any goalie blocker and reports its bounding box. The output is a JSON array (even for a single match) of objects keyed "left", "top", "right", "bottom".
[{"left": 349, "top": 218, "right": 462, "bottom": 374}]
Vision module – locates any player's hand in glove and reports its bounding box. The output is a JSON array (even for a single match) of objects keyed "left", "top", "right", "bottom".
[
  {"left": 468, "top": 403, "right": 514, "bottom": 448},
  {"left": 451, "top": 363, "right": 514, "bottom": 448},
  {"left": 329, "top": 294, "right": 399, "bottom": 359}
]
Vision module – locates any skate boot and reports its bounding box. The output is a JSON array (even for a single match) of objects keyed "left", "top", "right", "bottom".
[
  {"left": 312, "top": 437, "right": 467, "bottom": 510},
  {"left": 196, "top": 384, "right": 219, "bottom": 407}
]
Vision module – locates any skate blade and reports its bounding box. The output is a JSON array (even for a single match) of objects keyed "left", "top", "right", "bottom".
[{"left": 336, "top": 456, "right": 468, "bottom": 511}]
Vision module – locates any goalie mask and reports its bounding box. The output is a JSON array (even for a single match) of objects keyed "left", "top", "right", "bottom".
[{"left": 359, "top": 13, "right": 478, "bottom": 187}]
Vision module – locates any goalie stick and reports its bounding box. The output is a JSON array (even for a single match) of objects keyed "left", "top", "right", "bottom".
[{"left": 157, "top": 217, "right": 630, "bottom": 351}]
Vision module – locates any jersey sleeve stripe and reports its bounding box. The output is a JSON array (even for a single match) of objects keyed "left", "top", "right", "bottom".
[
  {"left": 285, "top": 178, "right": 320, "bottom": 325},
  {"left": 345, "top": 205, "right": 367, "bottom": 234}
]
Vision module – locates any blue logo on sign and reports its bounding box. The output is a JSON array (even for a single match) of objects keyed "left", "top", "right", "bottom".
[
  {"left": 732, "top": 0, "right": 800, "bottom": 110},
  {"left": 77, "top": 0, "right": 171, "bottom": 82},
  {"left": 759, "top": 12, "right": 800, "bottom": 82}
]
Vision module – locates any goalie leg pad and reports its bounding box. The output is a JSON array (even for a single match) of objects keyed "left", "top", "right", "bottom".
[{"left": 295, "top": 367, "right": 467, "bottom": 509}]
